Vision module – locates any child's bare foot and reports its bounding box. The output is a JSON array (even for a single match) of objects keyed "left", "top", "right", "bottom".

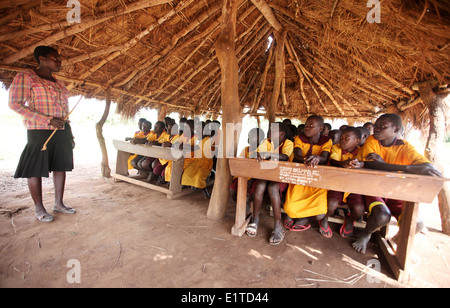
[{"left": 352, "top": 233, "right": 371, "bottom": 253}]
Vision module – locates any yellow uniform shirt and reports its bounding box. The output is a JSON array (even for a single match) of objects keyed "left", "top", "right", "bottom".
[
  {"left": 182, "top": 137, "right": 214, "bottom": 189},
  {"left": 357, "top": 135, "right": 429, "bottom": 165},
  {"left": 146, "top": 131, "right": 171, "bottom": 144},
  {"left": 257, "top": 138, "right": 294, "bottom": 158},
  {"left": 329, "top": 144, "right": 360, "bottom": 162},
  {"left": 159, "top": 134, "right": 181, "bottom": 165}
]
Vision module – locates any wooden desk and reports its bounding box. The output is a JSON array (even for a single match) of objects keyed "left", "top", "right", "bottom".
[
  {"left": 113, "top": 139, "right": 193, "bottom": 199},
  {"left": 229, "top": 158, "right": 448, "bottom": 282}
]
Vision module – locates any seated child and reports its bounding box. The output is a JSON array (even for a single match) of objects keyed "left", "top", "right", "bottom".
[
  {"left": 164, "top": 119, "right": 197, "bottom": 183},
  {"left": 181, "top": 122, "right": 214, "bottom": 197},
  {"left": 141, "top": 121, "right": 170, "bottom": 182},
  {"left": 246, "top": 122, "right": 294, "bottom": 245},
  {"left": 356, "top": 126, "right": 370, "bottom": 146},
  {"left": 349, "top": 113, "right": 442, "bottom": 253},
  {"left": 153, "top": 122, "right": 180, "bottom": 184},
  {"left": 129, "top": 120, "right": 152, "bottom": 178},
  {"left": 322, "top": 123, "right": 332, "bottom": 136},
  {"left": 283, "top": 115, "right": 332, "bottom": 232},
  {"left": 126, "top": 118, "right": 146, "bottom": 171},
  {"left": 229, "top": 127, "right": 265, "bottom": 199},
  {"left": 328, "top": 129, "right": 341, "bottom": 145},
  {"left": 320, "top": 127, "right": 365, "bottom": 238},
  {"left": 297, "top": 124, "right": 305, "bottom": 136},
  {"left": 363, "top": 121, "right": 374, "bottom": 135}
]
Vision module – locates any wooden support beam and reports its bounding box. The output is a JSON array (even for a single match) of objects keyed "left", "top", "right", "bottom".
[
  {"left": 207, "top": 0, "right": 242, "bottom": 221},
  {"left": 2, "top": 0, "right": 174, "bottom": 64},
  {"left": 96, "top": 88, "right": 112, "bottom": 178},
  {"left": 420, "top": 85, "right": 450, "bottom": 235},
  {"left": 250, "top": 0, "right": 283, "bottom": 32},
  {"left": 268, "top": 29, "right": 286, "bottom": 123}
]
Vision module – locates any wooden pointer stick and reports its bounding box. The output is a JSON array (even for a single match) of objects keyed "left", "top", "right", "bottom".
[{"left": 41, "top": 94, "right": 84, "bottom": 151}]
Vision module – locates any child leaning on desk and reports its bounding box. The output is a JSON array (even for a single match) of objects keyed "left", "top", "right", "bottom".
[
  {"left": 320, "top": 126, "right": 365, "bottom": 239},
  {"left": 346, "top": 113, "right": 442, "bottom": 254}
]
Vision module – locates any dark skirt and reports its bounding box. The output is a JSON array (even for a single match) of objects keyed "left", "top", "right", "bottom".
[{"left": 14, "top": 123, "right": 74, "bottom": 178}]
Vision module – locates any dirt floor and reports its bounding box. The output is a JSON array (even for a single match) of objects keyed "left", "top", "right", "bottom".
[{"left": 1, "top": 161, "right": 449, "bottom": 289}]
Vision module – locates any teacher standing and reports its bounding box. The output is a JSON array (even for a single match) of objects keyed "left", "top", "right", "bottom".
[{"left": 9, "top": 45, "right": 76, "bottom": 222}]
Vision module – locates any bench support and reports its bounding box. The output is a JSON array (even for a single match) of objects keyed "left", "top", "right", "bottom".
[
  {"left": 231, "top": 177, "right": 251, "bottom": 236},
  {"left": 112, "top": 140, "right": 194, "bottom": 199},
  {"left": 376, "top": 201, "right": 419, "bottom": 283}
]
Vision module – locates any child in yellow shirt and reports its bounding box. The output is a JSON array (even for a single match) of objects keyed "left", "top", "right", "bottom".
[
  {"left": 246, "top": 123, "right": 294, "bottom": 245},
  {"left": 141, "top": 121, "right": 170, "bottom": 182},
  {"left": 321, "top": 126, "right": 364, "bottom": 238},
  {"left": 349, "top": 113, "right": 441, "bottom": 253},
  {"left": 283, "top": 115, "right": 332, "bottom": 232}
]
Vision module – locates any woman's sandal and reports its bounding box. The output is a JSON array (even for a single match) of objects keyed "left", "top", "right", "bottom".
[
  {"left": 245, "top": 223, "right": 258, "bottom": 237},
  {"left": 52, "top": 206, "right": 76, "bottom": 214},
  {"left": 269, "top": 230, "right": 285, "bottom": 246},
  {"left": 319, "top": 219, "right": 333, "bottom": 238},
  {"left": 36, "top": 212, "right": 54, "bottom": 222}
]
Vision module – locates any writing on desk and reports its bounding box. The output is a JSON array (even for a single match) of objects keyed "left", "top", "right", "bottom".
[{"left": 278, "top": 166, "right": 322, "bottom": 186}]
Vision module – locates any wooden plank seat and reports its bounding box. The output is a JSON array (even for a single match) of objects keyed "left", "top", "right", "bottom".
[
  {"left": 229, "top": 158, "right": 449, "bottom": 282},
  {"left": 113, "top": 139, "right": 205, "bottom": 199}
]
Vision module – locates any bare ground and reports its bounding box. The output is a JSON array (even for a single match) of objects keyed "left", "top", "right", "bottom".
[{"left": 1, "top": 162, "right": 449, "bottom": 288}]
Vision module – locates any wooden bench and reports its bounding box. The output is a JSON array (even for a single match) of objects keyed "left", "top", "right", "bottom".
[
  {"left": 113, "top": 139, "right": 195, "bottom": 199},
  {"left": 229, "top": 158, "right": 449, "bottom": 282}
]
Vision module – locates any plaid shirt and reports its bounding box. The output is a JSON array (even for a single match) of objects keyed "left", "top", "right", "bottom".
[{"left": 8, "top": 70, "right": 69, "bottom": 130}]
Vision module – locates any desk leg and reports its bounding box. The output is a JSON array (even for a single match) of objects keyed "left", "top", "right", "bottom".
[
  {"left": 231, "top": 177, "right": 250, "bottom": 237},
  {"left": 395, "top": 201, "right": 419, "bottom": 279},
  {"left": 116, "top": 150, "right": 129, "bottom": 176},
  {"left": 169, "top": 159, "right": 184, "bottom": 195},
  {"left": 377, "top": 201, "right": 419, "bottom": 282}
]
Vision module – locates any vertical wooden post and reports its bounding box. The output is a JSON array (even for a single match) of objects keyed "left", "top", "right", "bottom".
[
  {"left": 268, "top": 29, "right": 286, "bottom": 123},
  {"left": 420, "top": 85, "right": 450, "bottom": 235},
  {"left": 96, "top": 88, "right": 112, "bottom": 178},
  {"left": 207, "top": 0, "right": 242, "bottom": 220},
  {"left": 158, "top": 104, "right": 168, "bottom": 122}
]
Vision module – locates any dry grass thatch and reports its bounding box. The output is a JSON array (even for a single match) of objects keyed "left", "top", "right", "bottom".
[{"left": 0, "top": 0, "right": 449, "bottom": 127}]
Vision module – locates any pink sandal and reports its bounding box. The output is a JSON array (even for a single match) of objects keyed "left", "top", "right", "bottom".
[
  {"left": 289, "top": 223, "right": 311, "bottom": 232},
  {"left": 319, "top": 219, "right": 332, "bottom": 238},
  {"left": 339, "top": 214, "right": 354, "bottom": 238}
]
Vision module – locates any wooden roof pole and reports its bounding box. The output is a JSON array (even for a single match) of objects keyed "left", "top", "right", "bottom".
[
  {"left": 248, "top": 0, "right": 285, "bottom": 123},
  {"left": 268, "top": 29, "right": 286, "bottom": 123},
  {"left": 2, "top": 0, "right": 174, "bottom": 65},
  {"left": 207, "top": 0, "right": 241, "bottom": 221}
]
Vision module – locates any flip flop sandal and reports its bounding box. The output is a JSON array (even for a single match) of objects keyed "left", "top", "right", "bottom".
[
  {"left": 36, "top": 212, "right": 54, "bottom": 222},
  {"left": 245, "top": 223, "right": 258, "bottom": 237},
  {"left": 269, "top": 230, "right": 285, "bottom": 246},
  {"left": 319, "top": 220, "right": 333, "bottom": 238},
  {"left": 283, "top": 218, "right": 294, "bottom": 229},
  {"left": 289, "top": 223, "right": 311, "bottom": 232},
  {"left": 52, "top": 206, "right": 76, "bottom": 214},
  {"left": 340, "top": 215, "right": 354, "bottom": 238}
]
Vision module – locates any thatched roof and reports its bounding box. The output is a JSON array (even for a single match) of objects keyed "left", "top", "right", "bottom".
[{"left": 0, "top": 0, "right": 449, "bottom": 125}]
